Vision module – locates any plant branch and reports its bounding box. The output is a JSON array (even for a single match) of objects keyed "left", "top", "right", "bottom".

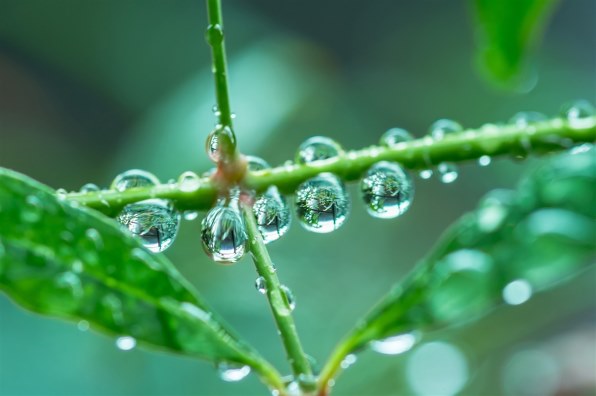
[
  {"left": 241, "top": 203, "right": 314, "bottom": 389},
  {"left": 67, "top": 117, "right": 596, "bottom": 213},
  {"left": 206, "top": 0, "right": 234, "bottom": 133}
]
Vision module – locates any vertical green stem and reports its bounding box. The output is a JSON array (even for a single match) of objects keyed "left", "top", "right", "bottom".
[
  {"left": 206, "top": 0, "right": 234, "bottom": 132},
  {"left": 241, "top": 203, "right": 314, "bottom": 389}
]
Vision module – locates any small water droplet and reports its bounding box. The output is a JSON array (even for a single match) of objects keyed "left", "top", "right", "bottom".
[
  {"left": 55, "top": 188, "right": 68, "bottom": 200},
  {"left": 253, "top": 187, "right": 291, "bottom": 243},
  {"left": 77, "top": 320, "right": 90, "bottom": 332},
  {"left": 102, "top": 294, "right": 124, "bottom": 324},
  {"left": 430, "top": 119, "right": 463, "bottom": 141},
  {"left": 502, "top": 279, "right": 533, "bottom": 305},
  {"left": 370, "top": 332, "right": 419, "bottom": 355},
  {"left": 206, "top": 125, "right": 236, "bottom": 163},
  {"left": 212, "top": 104, "right": 221, "bottom": 117},
  {"left": 510, "top": 111, "right": 547, "bottom": 128},
  {"left": 280, "top": 285, "right": 296, "bottom": 312},
  {"left": 71, "top": 259, "right": 83, "bottom": 273},
  {"left": 22, "top": 195, "right": 43, "bottom": 223},
  {"left": 246, "top": 155, "right": 271, "bottom": 172},
  {"left": 361, "top": 161, "right": 414, "bottom": 219},
  {"left": 297, "top": 373, "right": 318, "bottom": 389},
  {"left": 295, "top": 173, "right": 350, "bottom": 233},
  {"left": 56, "top": 271, "right": 83, "bottom": 298},
  {"left": 80, "top": 183, "right": 100, "bottom": 193},
  {"left": 255, "top": 276, "right": 267, "bottom": 294},
  {"left": 437, "top": 163, "right": 459, "bottom": 183},
  {"left": 117, "top": 199, "right": 180, "bottom": 253},
  {"left": 178, "top": 171, "right": 201, "bottom": 193},
  {"left": 380, "top": 128, "right": 414, "bottom": 147},
  {"left": 569, "top": 143, "right": 593, "bottom": 155},
  {"left": 418, "top": 169, "right": 433, "bottom": 180},
  {"left": 206, "top": 24, "right": 224, "bottom": 46},
  {"left": 217, "top": 363, "right": 251, "bottom": 382},
  {"left": 562, "top": 100, "right": 596, "bottom": 129},
  {"left": 340, "top": 354, "right": 357, "bottom": 369},
  {"left": 477, "top": 155, "right": 492, "bottom": 167},
  {"left": 295, "top": 136, "right": 343, "bottom": 164},
  {"left": 111, "top": 169, "right": 160, "bottom": 192},
  {"left": 85, "top": 228, "right": 104, "bottom": 250},
  {"left": 201, "top": 199, "right": 247, "bottom": 263},
  {"left": 116, "top": 336, "right": 136, "bottom": 351},
  {"left": 183, "top": 211, "right": 199, "bottom": 221}
]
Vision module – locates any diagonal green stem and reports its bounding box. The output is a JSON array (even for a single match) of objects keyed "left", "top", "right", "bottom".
[
  {"left": 66, "top": 117, "right": 596, "bottom": 214},
  {"left": 241, "top": 203, "right": 314, "bottom": 389},
  {"left": 206, "top": 0, "right": 234, "bottom": 132}
]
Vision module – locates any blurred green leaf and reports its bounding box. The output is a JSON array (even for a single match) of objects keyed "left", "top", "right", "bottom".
[
  {"left": 340, "top": 149, "right": 595, "bottom": 353},
  {"left": 0, "top": 168, "right": 266, "bottom": 367},
  {"left": 472, "top": 0, "right": 558, "bottom": 88}
]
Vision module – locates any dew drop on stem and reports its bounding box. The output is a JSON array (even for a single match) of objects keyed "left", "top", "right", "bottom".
[
  {"left": 380, "top": 127, "right": 414, "bottom": 147},
  {"left": 255, "top": 276, "right": 267, "bottom": 294},
  {"left": 80, "top": 183, "right": 100, "bottom": 193},
  {"left": 437, "top": 162, "right": 459, "bottom": 184},
  {"left": 295, "top": 136, "right": 343, "bottom": 164},
  {"left": 200, "top": 198, "right": 247, "bottom": 263},
  {"left": 360, "top": 161, "right": 414, "bottom": 219},
  {"left": 206, "top": 125, "right": 236, "bottom": 164},
  {"left": 177, "top": 171, "right": 201, "bottom": 193},
  {"left": 562, "top": 99, "right": 595, "bottom": 129},
  {"left": 429, "top": 119, "right": 463, "bottom": 141}
]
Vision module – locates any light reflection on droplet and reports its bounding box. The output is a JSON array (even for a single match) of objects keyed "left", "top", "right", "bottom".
[
  {"left": 217, "top": 363, "right": 251, "bottom": 382},
  {"left": 370, "top": 332, "right": 419, "bottom": 355},
  {"left": 503, "top": 279, "right": 533, "bottom": 305},
  {"left": 116, "top": 336, "right": 137, "bottom": 351}
]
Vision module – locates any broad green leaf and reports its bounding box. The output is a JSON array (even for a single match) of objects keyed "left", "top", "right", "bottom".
[
  {"left": 472, "top": 0, "right": 558, "bottom": 88},
  {"left": 0, "top": 168, "right": 264, "bottom": 368},
  {"left": 341, "top": 149, "right": 595, "bottom": 353}
]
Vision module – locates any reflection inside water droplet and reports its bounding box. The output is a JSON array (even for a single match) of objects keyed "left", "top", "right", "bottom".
[
  {"left": 201, "top": 199, "right": 247, "bottom": 263},
  {"left": 361, "top": 161, "right": 414, "bottom": 219}
]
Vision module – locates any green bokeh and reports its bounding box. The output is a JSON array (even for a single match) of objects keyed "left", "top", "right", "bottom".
[{"left": 0, "top": 0, "right": 594, "bottom": 395}]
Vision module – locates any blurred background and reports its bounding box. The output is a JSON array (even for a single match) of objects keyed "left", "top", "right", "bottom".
[{"left": 0, "top": 0, "right": 594, "bottom": 395}]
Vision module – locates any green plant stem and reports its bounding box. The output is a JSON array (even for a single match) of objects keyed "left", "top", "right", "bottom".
[
  {"left": 206, "top": 0, "right": 234, "bottom": 132},
  {"left": 67, "top": 117, "right": 596, "bottom": 213},
  {"left": 241, "top": 203, "right": 314, "bottom": 389}
]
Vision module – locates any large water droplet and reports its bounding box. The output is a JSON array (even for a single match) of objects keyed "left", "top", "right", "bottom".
[
  {"left": 253, "top": 187, "right": 291, "bottom": 243},
  {"left": 117, "top": 199, "right": 181, "bottom": 253},
  {"left": 116, "top": 336, "right": 137, "bottom": 351},
  {"left": 370, "top": 332, "right": 419, "bottom": 355},
  {"left": 437, "top": 162, "right": 459, "bottom": 183},
  {"left": 562, "top": 100, "right": 596, "bottom": 129},
  {"left": 201, "top": 200, "right": 247, "bottom": 263},
  {"left": 380, "top": 128, "right": 414, "bottom": 147},
  {"left": 206, "top": 24, "right": 224, "bottom": 46},
  {"left": 280, "top": 285, "right": 296, "bottom": 312},
  {"left": 111, "top": 169, "right": 160, "bottom": 192},
  {"left": 255, "top": 276, "right": 267, "bottom": 294},
  {"left": 80, "top": 183, "right": 100, "bottom": 193},
  {"left": 295, "top": 173, "right": 350, "bottom": 233},
  {"left": 206, "top": 125, "right": 236, "bottom": 163},
  {"left": 178, "top": 171, "right": 201, "bottom": 193},
  {"left": 295, "top": 136, "right": 343, "bottom": 164},
  {"left": 217, "top": 363, "right": 251, "bottom": 382},
  {"left": 361, "top": 161, "right": 414, "bottom": 219},
  {"left": 430, "top": 119, "right": 463, "bottom": 140}
]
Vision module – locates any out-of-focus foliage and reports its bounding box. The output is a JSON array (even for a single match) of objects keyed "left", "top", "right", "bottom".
[
  {"left": 0, "top": 168, "right": 266, "bottom": 367},
  {"left": 472, "top": 0, "right": 558, "bottom": 89}
]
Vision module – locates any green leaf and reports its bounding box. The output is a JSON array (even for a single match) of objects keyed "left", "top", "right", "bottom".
[
  {"left": 472, "top": 0, "right": 558, "bottom": 88},
  {"left": 0, "top": 168, "right": 264, "bottom": 368},
  {"left": 342, "top": 149, "right": 595, "bottom": 353}
]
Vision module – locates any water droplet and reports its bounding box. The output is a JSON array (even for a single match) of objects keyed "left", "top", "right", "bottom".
[
  {"left": 295, "top": 173, "right": 350, "bottom": 233},
  {"left": 297, "top": 373, "right": 318, "bottom": 389},
  {"left": 201, "top": 200, "right": 247, "bottom": 263},
  {"left": 111, "top": 169, "right": 160, "bottom": 192},
  {"left": 21, "top": 194, "right": 43, "bottom": 223},
  {"left": 178, "top": 171, "right": 201, "bottom": 193},
  {"left": 183, "top": 211, "right": 199, "bottom": 221},
  {"left": 205, "top": 24, "right": 224, "bottom": 46},
  {"left": 361, "top": 161, "right": 414, "bottom": 219},
  {"left": 77, "top": 320, "right": 90, "bottom": 332},
  {"left": 295, "top": 136, "right": 343, "bottom": 164},
  {"left": 56, "top": 272, "right": 83, "bottom": 298},
  {"left": 437, "top": 163, "right": 459, "bottom": 183},
  {"left": 255, "top": 276, "right": 267, "bottom": 294},
  {"left": 510, "top": 111, "right": 547, "bottom": 128},
  {"left": 253, "top": 187, "right": 291, "bottom": 243},
  {"left": 80, "top": 183, "right": 100, "bottom": 193},
  {"left": 280, "top": 285, "right": 296, "bottom": 312},
  {"left": 116, "top": 336, "right": 136, "bottom": 351},
  {"left": 340, "top": 354, "right": 357, "bottom": 369},
  {"left": 85, "top": 228, "right": 104, "bottom": 250},
  {"left": 102, "top": 294, "right": 124, "bottom": 325},
  {"left": 562, "top": 100, "right": 596, "bottom": 129},
  {"left": 476, "top": 190, "right": 513, "bottom": 233},
  {"left": 569, "top": 143, "right": 593, "bottom": 155},
  {"left": 380, "top": 128, "right": 414, "bottom": 147},
  {"left": 117, "top": 199, "right": 181, "bottom": 253},
  {"left": 217, "top": 363, "right": 251, "bottom": 382},
  {"left": 55, "top": 188, "right": 68, "bottom": 200},
  {"left": 212, "top": 104, "right": 221, "bottom": 116},
  {"left": 370, "top": 332, "right": 419, "bottom": 355},
  {"left": 502, "top": 279, "right": 533, "bottom": 305},
  {"left": 430, "top": 119, "right": 463, "bottom": 140},
  {"left": 477, "top": 155, "right": 492, "bottom": 167},
  {"left": 71, "top": 260, "right": 83, "bottom": 273},
  {"left": 246, "top": 155, "right": 271, "bottom": 171},
  {"left": 206, "top": 125, "right": 236, "bottom": 163},
  {"left": 418, "top": 169, "right": 433, "bottom": 180}
]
